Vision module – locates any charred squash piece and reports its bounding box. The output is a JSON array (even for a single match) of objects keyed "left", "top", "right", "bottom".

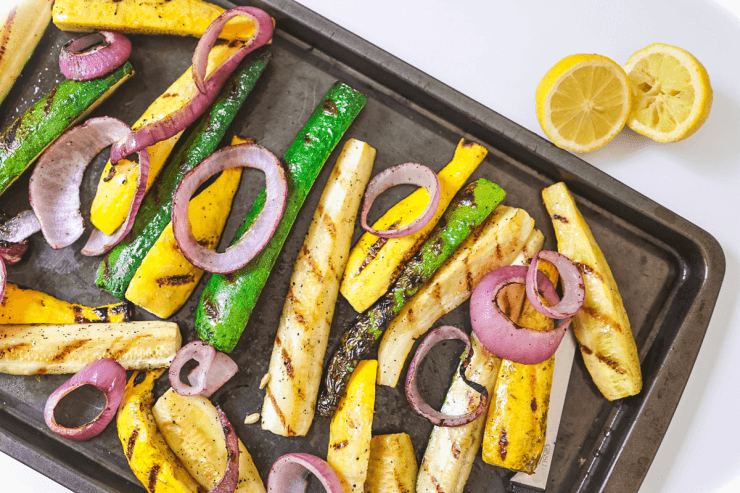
[
  {"left": 0, "top": 283, "right": 129, "bottom": 324},
  {"left": 364, "top": 433, "right": 417, "bottom": 493},
  {"left": 53, "top": 0, "right": 255, "bottom": 39}
]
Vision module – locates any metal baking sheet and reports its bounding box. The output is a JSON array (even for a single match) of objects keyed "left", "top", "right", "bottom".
[{"left": 0, "top": 1, "right": 725, "bottom": 492}]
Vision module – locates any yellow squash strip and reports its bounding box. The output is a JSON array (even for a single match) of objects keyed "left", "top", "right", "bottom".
[
  {"left": 542, "top": 182, "right": 642, "bottom": 400},
  {"left": 117, "top": 371, "right": 201, "bottom": 493},
  {"left": 125, "top": 139, "right": 244, "bottom": 318},
  {"left": 482, "top": 261, "right": 559, "bottom": 473},
  {"left": 328, "top": 359, "right": 377, "bottom": 493},
  {"left": 377, "top": 206, "right": 534, "bottom": 387},
  {"left": 262, "top": 139, "right": 375, "bottom": 437},
  {"left": 52, "top": 0, "right": 255, "bottom": 39},
  {"left": 0, "top": 0, "right": 54, "bottom": 106},
  {"left": 153, "top": 389, "right": 265, "bottom": 493},
  {"left": 0, "top": 283, "right": 129, "bottom": 324},
  {"left": 90, "top": 46, "right": 242, "bottom": 235},
  {"left": 0, "top": 321, "right": 181, "bottom": 374},
  {"left": 340, "top": 138, "right": 487, "bottom": 313},
  {"left": 416, "top": 230, "right": 544, "bottom": 493},
  {"left": 364, "top": 433, "right": 418, "bottom": 493}
]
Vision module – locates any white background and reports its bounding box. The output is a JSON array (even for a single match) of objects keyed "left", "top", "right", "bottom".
[{"left": 2, "top": 0, "right": 740, "bottom": 492}]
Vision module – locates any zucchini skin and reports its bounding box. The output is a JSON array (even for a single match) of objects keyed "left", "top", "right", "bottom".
[
  {"left": 0, "top": 61, "right": 133, "bottom": 197},
  {"left": 195, "top": 82, "right": 367, "bottom": 352},
  {"left": 95, "top": 52, "right": 270, "bottom": 298},
  {"left": 316, "top": 179, "right": 506, "bottom": 417}
]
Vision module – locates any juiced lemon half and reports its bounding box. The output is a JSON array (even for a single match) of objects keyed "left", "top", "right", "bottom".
[
  {"left": 536, "top": 54, "right": 631, "bottom": 153},
  {"left": 624, "top": 43, "right": 712, "bottom": 142}
]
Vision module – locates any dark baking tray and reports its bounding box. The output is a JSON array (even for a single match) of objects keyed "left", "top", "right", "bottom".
[{"left": 0, "top": 1, "right": 725, "bottom": 492}]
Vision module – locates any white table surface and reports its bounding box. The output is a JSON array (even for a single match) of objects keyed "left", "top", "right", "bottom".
[{"left": 2, "top": 0, "right": 740, "bottom": 491}]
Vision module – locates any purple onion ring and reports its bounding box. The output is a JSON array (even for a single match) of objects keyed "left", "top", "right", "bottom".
[
  {"left": 169, "top": 341, "right": 217, "bottom": 396},
  {"left": 188, "top": 351, "right": 238, "bottom": 398},
  {"left": 59, "top": 31, "right": 132, "bottom": 81},
  {"left": 210, "top": 406, "right": 240, "bottom": 493},
  {"left": 525, "top": 250, "right": 585, "bottom": 319},
  {"left": 267, "top": 453, "right": 344, "bottom": 493}
]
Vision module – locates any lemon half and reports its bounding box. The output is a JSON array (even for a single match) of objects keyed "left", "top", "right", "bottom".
[
  {"left": 624, "top": 43, "right": 712, "bottom": 142},
  {"left": 536, "top": 54, "right": 631, "bottom": 153}
]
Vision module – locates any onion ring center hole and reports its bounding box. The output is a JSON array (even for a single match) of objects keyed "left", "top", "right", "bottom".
[
  {"left": 54, "top": 384, "right": 106, "bottom": 428},
  {"left": 366, "top": 183, "right": 426, "bottom": 227},
  {"left": 64, "top": 33, "right": 108, "bottom": 54},
  {"left": 415, "top": 338, "right": 468, "bottom": 410},
  {"left": 218, "top": 166, "right": 266, "bottom": 253}
]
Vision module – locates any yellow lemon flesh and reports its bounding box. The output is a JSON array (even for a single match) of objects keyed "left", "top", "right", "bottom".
[
  {"left": 624, "top": 43, "right": 712, "bottom": 142},
  {"left": 536, "top": 54, "right": 631, "bottom": 153}
]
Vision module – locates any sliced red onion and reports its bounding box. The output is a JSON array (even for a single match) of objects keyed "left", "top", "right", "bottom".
[
  {"left": 211, "top": 406, "right": 240, "bottom": 493},
  {"left": 405, "top": 326, "right": 489, "bottom": 427},
  {"left": 172, "top": 144, "right": 286, "bottom": 274},
  {"left": 0, "top": 210, "right": 40, "bottom": 244},
  {"left": 188, "top": 351, "right": 238, "bottom": 398},
  {"left": 29, "top": 117, "right": 149, "bottom": 251},
  {"left": 0, "top": 241, "right": 27, "bottom": 265},
  {"left": 43, "top": 359, "right": 126, "bottom": 441},
  {"left": 169, "top": 341, "right": 217, "bottom": 396},
  {"left": 470, "top": 266, "right": 568, "bottom": 365},
  {"left": 110, "top": 7, "right": 273, "bottom": 163},
  {"left": 267, "top": 454, "right": 344, "bottom": 493},
  {"left": 526, "top": 250, "right": 585, "bottom": 319},
  {"left": 361, "top": 163, "right": 441, "bottom": 239},
  {"left": 0, "top": 257, "right": 6, "bottom": 302},
  {"left": 59, "top": 31, "right": 132, "bottom": 81}
]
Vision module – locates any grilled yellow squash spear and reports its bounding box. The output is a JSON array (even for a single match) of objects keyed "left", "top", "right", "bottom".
[
  {"left": 262, "top": 139, "right": 375, "bottom": 437},
  {"left": 153, "top": 389, "right": 265, "bottom": 493},
  {"left": 340, "top": 138, "right": 486, "bottom": 313},
  {"left": 126, "top": 140, "right": 244, "bottom": 318},
  {"left": 377, "top": 205, "right": 534, "bottom": 387},
  {"left": 0, "top": 0, "right": 54, "bottom": 107},
  {"left": 117, "top": 370, "right": 202, "bottom": 493},
  {"left": 364, "top": 433, "right": 418, "bottom": 493},
  {"left": 52, "top": 0, "right": 255, "bottom": 39},
  {"left": 542, "top": 182, "right": 642, "bottom": 400},
  {"left": 90, "top": 46, "right": 242, "bottom": 235},
  {"left": 328, "top": 359, "right": 377, "bottom": 493},
  {"left": 482, "top": 259, "right": 559, "bottom": 473},
  {"left": 416, "top": 230, "right": 544, "bottom": 493},
  {"left": 0, "top": 283, "right": 129, "bottom": 324}
]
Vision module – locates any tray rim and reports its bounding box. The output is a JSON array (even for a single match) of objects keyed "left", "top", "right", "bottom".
[{"left": 0, "top": 1, "right": 726, "bottom": 492}]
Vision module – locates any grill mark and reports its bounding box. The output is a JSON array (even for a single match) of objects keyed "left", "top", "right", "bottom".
[
  {"left": 323, "top": 99, "right": 338, "bottom": 115},
  {"left": 576, "top": 262, "right": 602, "bottom": 281},
  {"left": 286, "top": 287, "right": 299, "bottom": 305},
  {"left": 294, "top": 309, "right": 309, "bottom": 329},
  {"left": 0, "top": 6, "right": 18, "bottom": 67},
  {"left": 451, "top": 442, "right": 461, "bottom": 459},
  {"left": 356, "top": 221, "right": 400, "bottom": 275},
  {"left": 282, "top": 347, "right": 294, "bottom": 379},
  {"left": 102, "top": 164, "right": 117, "bottom": 182},
  {"left": 0, "top": 342, "right": 29, "bottom": 358},
  {"left": 580, "top": 305, "right": 622, "bottom": 333},
  {"left": 431, "top": 283, "right": 442, "bottom": 301},
  {"left": 422, "top": 461, "right": 445, "bottom": 493},
  {"left": 406, "top": 307, "right": 415, "bottom": 323},
  {"left": 499, "top": 428, "right": 509, "bottom": 461},
  {"left": 465, "top": 269, "right": 475, "bottom": 292},
  {"left": 495, "top": 243, "right": 503, "bottom": 260},
  {"left": 110, "top": 302, "right": 131, "bottom": 321},
  {"left": 264, "top": 385, "right": 294, "bottom": 436},
  {"left": 331, "top": 439, "right": 348, "bottom": 450},
  {"left": 125, "top": 429, "right": 139, "bottom": 459},
  {"left": 50, "top": 339, "right": 91, "bottom": 363},
  {"left": 531, "top": 398, "right": 537, "bottom": 412},
  {"left": 147, "top": 464, "right": 160, "bottom": 492},
  {"left": 42, "top": 86, "right": 58, "bottom": 117},
  {"left": 552, "top": 214, "right": 569, "bottom": 223},
  {"left": 596, "top": 352, "right": 627, "bottom": 374},
  {"left": 323, "top": 213, "right": 337, "bottom": 238},
  {"left": 91, "top": 306, "right": 110, "bottom": 322},
  {"left": 109, "top": 335, "right": 152, "bottom": 360},
  {"left": 156, "top": 274, "right": 194, "bottom": 286},
  {"left": 580, "top": 344, "right": 593, "bottom": 355},
  {"left": 202, "top": 296, "right": 220, "bottom": 321},
  {"left": 300, "top": 245, "right": 323, "bottom": 282}
]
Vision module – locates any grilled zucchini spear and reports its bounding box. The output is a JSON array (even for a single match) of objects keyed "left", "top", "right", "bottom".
[
  {"left": 340, "top": 138, "right": 487, "bottom": 313},
  {"left": 364, "top": 433, "right": 418, "bottom": 493},
  {"left": 117, "top": 371, "right": 201, "bottom": 493},
  {"left": 317, "top": 179, "right": 506, "bottom": 417},
  {"left": 261, "top": 139, "right": 375, "bottom": 437},
  {"left": 0, "top": 283, "right": 129, "bottom": 324},
  {"left": 0, "top": 0, "right": 54, "bottom": 107},
  {"left": 125, "top": 141, "right": 244, "bottom": 319},
  {"left": 482, "top": 257, "right": 559, "bottom": 473},
  {"left": 416, "top": 231, "right": 544, "bottom": 493},
  {"left": 0, "top": 321, "right": 181, "bottom": 374},
  {"left": 153, "top": 389, "right": 265, "bottom": 493},
  {"left": 542, "top": 182, "right": 641, "bottom": 400},
  {"left": 91, "top": 45, "right": 243, "bottom": 236},
  {"left": 377, "top": 205, "right": 534, "bottom": 387}
]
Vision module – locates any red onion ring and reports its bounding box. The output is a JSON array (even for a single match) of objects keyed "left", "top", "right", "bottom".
[
  {"left": 188, "top": 351, "right": 238, "bottom": 398},
  {"left": 405, "top": 326, "right": 489, "bottom": 427},
  {"left": 43, "top": 358, "right": 126, "bottom": 441},
  {"left": 470, "top": 266, "right": 568, "bottom": 364},
  {"left": 267, "top": 454, "right": 344, "bottom": 493},
  {"left": 172, "top": 144, "right": 287, "bottom": 274},
  {"left": 526, "top": 250, "right": 585, "bottom": 319},
  {"left": 110, "top": 7, "right": 273, "bottom": 163},
  {"left": 59, "top": 31, "right": 132, "bottom": 81},
  {"left": 169, "top": 341, "right": 217, "bottom": 396},
  {"left": 211, "top": 406, "right": 240, "bottom": 493},
  {"left": 0, "top": 210, "right": 40, "bottom": 244},
  {"left": 360, "top": 163, "right": 441, "bottom": 238},
  {"left": 0, "top": 257, "right": 6, "bottom": 302},
  {"left": 29, "top": 117, "right": 150, "bottom": 251}
]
